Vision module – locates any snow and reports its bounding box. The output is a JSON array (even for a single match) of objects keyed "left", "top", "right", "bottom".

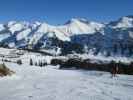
[
  {"left": 0, "top": 47, "right": 133, "bottom": 100},
  {"left": 54, "top": 29, "right": 70, "bottom": 41},
  {"left": 36, "top": 22, "right": 71, "bottom": 41},
  {"left": 37, "top": 23, "right": 50, "bottom": 33},
  {"left": 0, "top": 47, "right": 132, "bottom": 65},
  {"left": 20, "top": 53, "right": 53, "bottom": 64},
  {"left": 31, "top": 21, "right": 41, "bottom": 30},
  {"left": 129, "top": 31, "right": 133, "bottom": 38},
  {"left": 0, "top": 16, "right": 132, "bottom": 58},
  {"left": 7, "top": 21, "right": 16, "bottom": 27},
  {"left": 29, "top": 22, "right": 71, "bottom": 45},
  {"left": 65, "top": 18, "right": 104, "bottom": 35},
  {"left": 0, "top": 24, "right": 5, "bottom": 31},
  {"left": 8, "top": 21, "right": 30, "bottom": 34},
  {"left": 9, "top": 23, "right": 24, "bottom": 33},
  {"left": 29, "top": 23, "right": 50, "bottom": 45},
  {"left": 111, "top": 16, "right": 133, "bottom": 28},
  {"left": 0, "top": 33, "right": 11, "bottom": 42},
  {"left": 0, "top": 47, "right": 16, "bottom": 55},
  {"left": 16, "top": 29, "right": 31, "bottom": 41},
  {"left": 10, "top": 18, "right": 104, "bottom": 47},
  {"left": 0, "top": 62, "right": 133, "bottom": 100},
  {"left": 68, "top": 53, "right": 133, "bottom": 64},
  {"left": 8, "top": 42, "right": 16, "bottom": 48}
]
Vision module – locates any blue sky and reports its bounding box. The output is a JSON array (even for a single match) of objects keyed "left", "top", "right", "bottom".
[{"left": 0, "top": 0, "right": 133, "bottom": 24}]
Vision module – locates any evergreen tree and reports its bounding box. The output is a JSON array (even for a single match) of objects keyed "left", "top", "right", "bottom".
[
  {"left": 35, "top": 62, "right": 38, "bottom": 66},
  {"left": 30, "top": 59, "right": 33, "bottom": 66},
  {"left": 17, "top": 59, "right": 22, "bottom": 65},
  {"left": 38, "top": 60, "right": 42, "bottom": 67}
]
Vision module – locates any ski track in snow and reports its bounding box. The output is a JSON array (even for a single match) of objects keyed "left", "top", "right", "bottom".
[{"left": 0, "top": 63, "right": 133, "bottom": 100}]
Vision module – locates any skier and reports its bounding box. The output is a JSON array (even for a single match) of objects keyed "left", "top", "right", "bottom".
[{"left": 111, "top": 64, "right": 119, "bottom": 77}]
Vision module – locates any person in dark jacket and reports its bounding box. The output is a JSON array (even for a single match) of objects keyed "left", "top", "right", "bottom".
[{"left": 111, "top": 64, "right": 119, "bottom": 77}]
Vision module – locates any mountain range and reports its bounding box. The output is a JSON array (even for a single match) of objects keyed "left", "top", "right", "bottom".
[{"left": 0, "top": 15, "right": 133, "bottom": 56}]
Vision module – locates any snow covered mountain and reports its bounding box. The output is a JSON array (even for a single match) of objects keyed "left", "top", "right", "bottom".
[
  {"left": 0, "top": 16, "right": 133, "bottom": 56},
  {"left": 108, "top": 16, "right": 133, "bottom": 28},
  {"left": 0, "top": 18, "right": 104, "bottom": 47}
]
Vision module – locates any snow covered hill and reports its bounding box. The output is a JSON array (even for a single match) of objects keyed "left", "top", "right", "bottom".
[
  {"left": 0, "top": 62, "right": 133, "bottom": 100},
  {"left": 0, "top": 16, "right": 133, "bottom": 57},
  {"left": 0, "top": 47, "right": 133, "bottom": 100}
]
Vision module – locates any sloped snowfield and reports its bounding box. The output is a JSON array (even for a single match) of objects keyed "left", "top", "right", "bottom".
[{"left": 0, "top": 63, "right": 133, "bottom": 100}]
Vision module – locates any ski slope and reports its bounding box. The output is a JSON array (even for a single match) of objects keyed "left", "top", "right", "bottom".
[{"left": 0, "top": 63, "right": 133, "bottom": 100}]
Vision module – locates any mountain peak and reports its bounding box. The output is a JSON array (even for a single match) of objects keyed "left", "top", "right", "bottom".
[{"left": 108, "top": 16, "right": 133, "bottom": 28}]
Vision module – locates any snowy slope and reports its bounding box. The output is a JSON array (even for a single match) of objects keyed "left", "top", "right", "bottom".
[
  {"left": 0, "top": 24, "right": 5, "bottom": 31},
  {"left": 0, "top": 62, "right": 133, "bottom": 100},
  {"left": 8, "top": 22, "right": 28, "bottom": 34},
  {"left": 63, "top": 18, "right": 104, "bottom": 35},
  {"left": 108, "top": 16, "right": 133, "bottom": 28},
  {"left": 16, "top": 29, "right": 31, "bottom": 41}
]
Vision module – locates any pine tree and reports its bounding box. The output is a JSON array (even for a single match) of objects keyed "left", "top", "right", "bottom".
[
  {"left": 17, "top": 59, "right": 22, "bottom": 65},
  {"left": 35, "top": 62, "right": 38, "bottom": 66},
  {"left": 39, "top": 61, "right": 43, "bottom": 67},
  {"left": 30, "top": 59, "right": 33, "bottom": 66}
]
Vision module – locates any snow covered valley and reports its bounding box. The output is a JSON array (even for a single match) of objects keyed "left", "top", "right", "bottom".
[
  {"left": 0, "top": 63, "right": 133, "bottom": 100},
  {"left": 0, "top": 47, "right": 133, "bottom": 100}
]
